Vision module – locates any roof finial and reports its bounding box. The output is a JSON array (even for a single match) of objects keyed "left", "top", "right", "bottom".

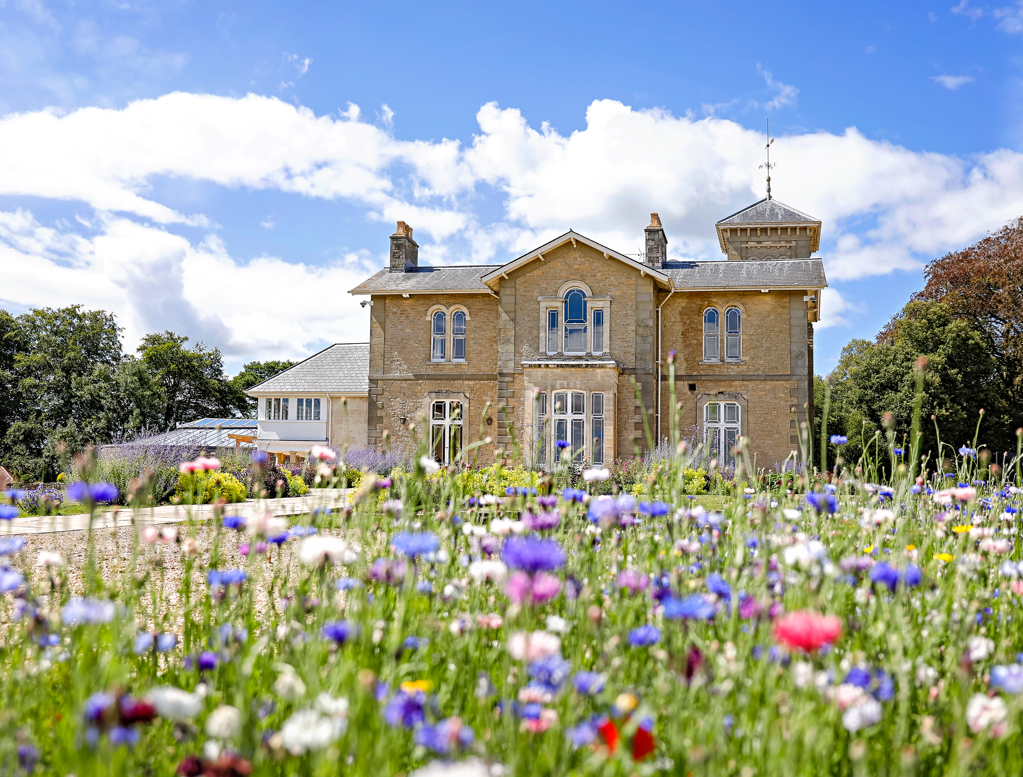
[{"left": 759, "top": 119, "right": 776, "bottom": 200}]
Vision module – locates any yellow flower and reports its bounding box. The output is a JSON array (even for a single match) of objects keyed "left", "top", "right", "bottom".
[
  {"left": 952, "top": 525, "right": 973, "bottom": 534},
  {"left": 905, "top": 545, "right": 916, "bottom": 551},
  {"left": 933, "top": 553, "right": 954, "bottom": 562},
  {"left": 864, "top": 545, "right": 874, "bottom": 554},
  {"left": 401, "top": 680, "right": 433, "bottom": 694},
  {"left": 614, "top": 692, "right": 639, "bottom": 714}
]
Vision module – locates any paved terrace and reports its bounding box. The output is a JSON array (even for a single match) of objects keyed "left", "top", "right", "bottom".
[{"left": 6, "top": 489, "right": 352, "bottom": 535}]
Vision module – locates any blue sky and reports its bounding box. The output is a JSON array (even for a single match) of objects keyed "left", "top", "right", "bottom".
[{"left": 1, "top": 0, "right": 1022, "bottom": 373}]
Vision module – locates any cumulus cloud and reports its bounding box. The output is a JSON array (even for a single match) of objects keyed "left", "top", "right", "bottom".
[
  {"left": 951, "top": 0, "right": 1023, "bottom": 33},
  {"left": 3, "top": 93, "right": 1023, "bottom": 352},
  {"left": 932, "top": 74, "right": 975, "bottom": 89}
]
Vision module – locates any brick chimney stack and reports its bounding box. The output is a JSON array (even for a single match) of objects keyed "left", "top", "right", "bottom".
[
  {"left": 389, "top": 221, "right": 419, "bottom": 272},
  {"left": 644, "top": 212, "right": 667, "bottom": 266}
]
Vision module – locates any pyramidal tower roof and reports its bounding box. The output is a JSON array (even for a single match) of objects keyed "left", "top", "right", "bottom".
[{"left": 717, "top": 197, "right": 819, "bottom": 226}]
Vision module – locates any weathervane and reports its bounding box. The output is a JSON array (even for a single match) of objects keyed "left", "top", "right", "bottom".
[{"left": 759, "top": 119, "right": 776, "bottom": 200}]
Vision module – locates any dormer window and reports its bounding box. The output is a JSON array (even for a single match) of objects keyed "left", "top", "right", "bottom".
[{"left": 540, "top": 284, "right": 610, "bottom": 357}]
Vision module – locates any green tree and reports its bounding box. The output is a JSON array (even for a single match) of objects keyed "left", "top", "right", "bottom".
[
  {"left": 231, "top": 360, "right": 296, "bottom": 417},
  {"left": 137, "top": 332, "right": 247, "bottom": 430},
  {"left": 823, "top": 301, "right": 1007, "bottom": 472}
]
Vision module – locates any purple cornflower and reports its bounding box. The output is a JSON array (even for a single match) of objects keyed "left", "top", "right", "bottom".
[
  {"left": 706, "top": 573, "right": 732, "bottom": 600},
  {"left": 84, "top": 692, "right": 114, "bottom": 723},
  {"left": 251, "top": 450, "right": 268, "bottom": 464},
  {"left": 561, "top": 488, "right": 586, "bottom": 503},
  {"left": 222, "top": 515, "right": 246, "bottom": 530},
  {"left": 383, "top": 690, "right": 426, "bottom": 728},
  {"left": 523, "top": 510, "right": 560, "bottom": 531},
  {"left": 62, "top": 598, "right": 115, "bottom": 625},
  {"left": 537, "top": 495, "right": 558, "bottom": 509},
  {"left": 573, "top": 671, "right": 606, "bottom": 695},
  {"left": 639, "top": 501, "right": 670, "bottom": 517},
  {"left": 991, "top": 665, "right": 1023, "bottom": 694},
  {"left": 414, "top": 718, "right": 475, "bottom": 754},
  {"left": 207, "top": 569, "right": 247, "bottom": 588},
  {"left": 66, "top": 481, "right": 119, "bottom": 504},
  {"left": 869, "top": 562, "right": 921, "bottom": 592},
  {"left": 323, "top": 621, "right": 357, "bottom": 645},
  {"left": 198, "top": 651, "right": 219, "bottom": 671},
  {"left": 108, "top": 726, "right": 139, "bottom": 748},
  {"left": 528, "top": 655, "right": 572, "bottom": 691},
  {"left": 0, "top": 568, "right": 24, "bottom": 593},
  {"left": 628, "top": 625, "right": 661, "bottom": 646},
  {"left": 391, "top": 532, "right": 440, "bottom": 558},
  {"left": 368, "top": 558, "right": 407, "bottom": 584},
  {"left": 502, "top": 536, "right": 566, "bottom": 573},
  {"left": 663, "top": 594, "right": 715, "bottom": 621}
]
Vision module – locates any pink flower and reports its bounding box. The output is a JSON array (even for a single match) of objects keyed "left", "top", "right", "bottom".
[
  {"left": 141, "top": 526, "right": 160, "bottom": 544},
  {"left": 310, "top": 445, "right": 337, "bottom": 462},
  {"left": 504, "top": 571, "right": 561, "bottom": 604},
  {"left": 179, "top": 456, "right": 220, "bottom": 474},
  {"left": 530, "top": 573, "right": 561, "bottom": 603},
  {"left": 521, "top": 708, "right": 557, "bottom": 732},
  {"left": 505, "top": 571, "right": 531, "bottom": 603},
  {"left": 508, "top": 630, "right": 560, "bottom": 662},
  {"left": 772, "top": 611, "right": 842, "bottom": 653},
  {"left": 476, "top": 613, "right": 503, "bottom": 629}
]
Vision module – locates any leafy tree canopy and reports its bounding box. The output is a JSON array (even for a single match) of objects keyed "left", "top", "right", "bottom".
[{"left": 231, "top": 360, "right": 296, "bottom": 416}]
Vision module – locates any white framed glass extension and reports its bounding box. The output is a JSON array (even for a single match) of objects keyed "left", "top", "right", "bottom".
[
  {"left": 548, "top": 390, "right": 605, "bottom": 465},
  {"left": 704, "top": 401, "right": 741, "bottom": 468},
  {"left": 430, "top": 399, "right": 463, "bottom": 464}
]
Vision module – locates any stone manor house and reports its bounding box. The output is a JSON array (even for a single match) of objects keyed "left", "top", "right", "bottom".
[{"left": 245, "top": 195, "right": 827, "bottom": 470}]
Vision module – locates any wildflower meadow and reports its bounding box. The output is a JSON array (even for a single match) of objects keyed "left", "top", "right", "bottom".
[{"left": 1, "top": 379, "right": 1023, "bottom": 776}]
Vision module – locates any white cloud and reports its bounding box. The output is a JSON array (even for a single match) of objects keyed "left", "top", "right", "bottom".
[
  {"left": 752, "top": 65, "right": 799, "bottom": 111},
  {"left": 260, "top": 218, "right": 275, "bottom": 230},
  {"left": 864, "top": 44, "right": 877, "bottom": 54},
  {"left": 8, "top": 0, "right": 59, "bottom": 30},
  {"left": 816, "top": 288, "right": 859, "bottom": 330},
  {"left": 951, "top": 0, "right": 1023, "bottom": 32},
  {"left": 3, "top": 93, "right": 1023, "bottom": 358},
  {"left": 283, "top": 52, "right": 312, "bottom": 77},
  {"left": 932, "top": 74, "right": 975, "bottom": 89}
]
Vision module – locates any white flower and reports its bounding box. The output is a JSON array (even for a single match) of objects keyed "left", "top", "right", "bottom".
[
  {"left": 147, "top": 686, "right": 204, "bottom": 721},
  {"left": 280, "top": 709, "right": 341, "bottom": 754},
  {"left": 299, "top": 535, "right": 358, "bottom": 566},
  {"left": 36, "top": 551, "right": 64, "bottom": 568},
  {"left": 916, "top": 664, "right": 938, "bottom": 686},
  {"left": 842, "top": 697, "right": 882, "bottom": 732},
  {"left": 507, "top": 630, "right": 560, "bottom": 662},
  {"left": 582, "top": 467, "right": 610, "bottom": 482},
  {"left": 791, "top": 661, "right": 814, "bottom": 689},
  {"left": 966, "top": 693, "right": 1008, "bottom": 734},
  {"left": 968, "top": 636, "right": 995, "bottom": 662},
  {"left": 783, "top": 541, "right": 826, "bottom": 568},
  {"left": 469, "top": 560, "right": 508, "bottom": 585},
  {"left": 489, "top": 518, "right": 524, "bottom": 536},
  {"left": 315, "top": 692, "right": 349, "bottom": 717},
  {"left": 419, "top": 455, "right": 441, "bottom": 474},
  {"left": 248, "top": 513, "right": 289, "bottom": 538},
  {"left": 310, "top": 445, "right": 337, "bottom": 462},
  {"left": 205, "top": 705, "right": 241, "bottom": 740},
  {"left": 782, "top": 508, "right": 802, "bottom": 521},
  {"left": 833, "top": 683, "right": 866, "bottom": 711},
  {"left": 410, "top": 758, "right": 508, "bottom": 777},
  {"left": 862, "top": 509, "right": 894, "bottom": 526},
  {"left": 545, "top": 615, "right": 569, "bottom": 634},
  {"left": 273, "top": 665, "right": 307, "bottom": 701}
]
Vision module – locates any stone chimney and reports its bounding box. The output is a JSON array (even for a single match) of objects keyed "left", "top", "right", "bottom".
[
  {"left": 644, "top": 213, "right": 667, "bottom": 266},
  {"left": 389, "top": 221, "right": 419, "bottom": 272}
]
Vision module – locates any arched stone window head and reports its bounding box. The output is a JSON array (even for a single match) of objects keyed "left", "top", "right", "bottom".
[
  {"left": 703, "top": 308, "right": 719, "bottom": 361},
  {"left": 432, "top": 311, "right": 446, "bottom": 362},
  {"left": 563, "top": 288, "right": 588, "bottom": 354}
]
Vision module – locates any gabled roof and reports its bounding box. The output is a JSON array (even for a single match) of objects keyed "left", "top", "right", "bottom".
[
  {"left": 349, "top": 265, "right": 492, "bottom": 295},
  {"left": 717, "top": 198, "right": 819, "bottom": 225},
  {"left": 479, "top": 230, "right": 671, "bottom": 290},
  {"left": 245, "top": 343, "right": 369, "bottom": 395},
  {"left": 660, "top": 259, "right": 827, "bottom": 290}
]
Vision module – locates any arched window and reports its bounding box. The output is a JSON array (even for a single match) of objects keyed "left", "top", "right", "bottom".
[
  {"left": 563, "top": 288, "right": 588, "bottom": 354},
  {"left": 431, "top": 311, "right": 446, "bottom": 362},
  {"left": 703, "top": 308, "right": 719, "bottom": 361},
  {"left": 452, "top": 310, "right": 466, "bottom": 362},
  {"left": 724, "top": 307, "right": 742, "bottom": 361}
]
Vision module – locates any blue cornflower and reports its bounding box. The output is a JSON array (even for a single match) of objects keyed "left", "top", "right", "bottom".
[
  {"left": 207, "top": 569, "right": 247, "bottom": 588},
  {"left": 830, "top": 435, "right": 848, "bottom": 445},
  {"left": 337, "top": 577, "right": 363, "bottom": 591},
  {"left": 555, "top": 440, "right": 571, "bottom": 450},
  {"left": 992, "top": 665, "right": 1023, "bottom": 694},
  {"left": 868, "top": 562, "right": 900, "bottom": 592},
  {"left": 663, "top": 594, "right": 715, "bottom": 620},
  {"left": 573, "top": 671, "right": 606, "bottom": 695},
  {"left": 0, "top": 505, "right": 19, "bottom": 520},
  {"left": 414, "top": 719, "right": 475, "bottom": 754},
  {"left": 222, "top": 515, "right": 245, "bottom": 530},
  {"left": 250, "top": 450, "right": 269, "bottom": 464},
  {"left": 66, "top": 481, "right": 119, "bottom": 504},
  {"left": 289, "top": 525, "right": 318, "bottom": 537},
  {"left": 566, "top": 721, "right": 599, "bottom": 748},
  {"left": 628, "top": 625, "right": 661, "bottom": 646},
  {"left": 391, "top": 532, "right": 440, "bottom": 558},
  {"left": 323, "top": 621, "right": 357, "bottom": 645},
  {"left": 959, "top": 446, "right": 976, "bottom": 458},
  {"left": 805, "top": 492, "right": 838, "bottom": 514},
  {"left": 0, "top": 568, "right": 23, "bottom": 593},
  {"left": 3, "top": 489, "right": 27, "bottom": 502},
  {"left": 198, "top": 651, "right": 219, "bottom": 671},
  {"left": 502, "top": 536, "right": 566, "bottom": 573},
  {"left": 109, "top": 727, "right": 139, "bottom": 748},
  {"left": 707, "top": 573, "right": 732, "bottom": 599},
  {"left": 416, "top": 580, "right": 434, "bottom": 594},
  {"left": 893, "top": 447, "right": 904, "bottom": 456},
  {"left": 156, "top": 633, "right": 177, "bottom": 651},
  {"left": 638, "top": 501, "right": 671, "bottom": 517},
  {"left": 62, "top": 598, "right": 115, "bottom": 625},
  {"left": 134, "top": 633, "right": 154, "bottom": 654},
  {"left": 562, "top": 488, "right": 586, "bottom": 503},
  {"left": 528, "top": 655, "right": 572, "bottom": 691},
  {"left": 383, "top": 690, "right": 426, "bottom": 728},
  {"left": 403, "top": 636, "right": 428, "bottom": 651},
  {"left": 84, "top": 692, "right": 114, "bottom": 723},
  {"left": 0, "top": 536, "right": 26, "bottom": 555}
]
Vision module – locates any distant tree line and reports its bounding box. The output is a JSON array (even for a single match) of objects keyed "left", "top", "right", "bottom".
[
  {"left": 817, "top": 216, "right": 1023, "bottom": 472},
  {"left": 0, "top": 305, "right": 293, "bottom": 481}
]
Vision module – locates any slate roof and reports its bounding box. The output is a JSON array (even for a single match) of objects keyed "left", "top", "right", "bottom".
[
  {"left": 349, "top": 266, "right": 492, "bottom": 294},
  {"left": 246, "top": 343, "right": 370, "bottom": 394},
  {"left": 717, "top": 198, "right": 819, "bottom": 225},
  {"left": 660, "top": 259, "right": 827, "bottom": 289}
]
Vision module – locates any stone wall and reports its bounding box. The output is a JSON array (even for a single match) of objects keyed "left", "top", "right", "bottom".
[{"left": 329, "top": 396, "right": 368, "bottom": 449}]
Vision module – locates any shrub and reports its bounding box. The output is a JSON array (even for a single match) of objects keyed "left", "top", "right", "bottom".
[
  {"left": 15, "top": 486, "right": 64, "bottom": 515},
  {"left": 283, "top": 469, "right": 308, "bottom": 496},
  {"left": 255, "top": 459, "right": 290, "bottom": 498},
  {"left": 175, "top": 470, "right": 247, "bottom": 504}
]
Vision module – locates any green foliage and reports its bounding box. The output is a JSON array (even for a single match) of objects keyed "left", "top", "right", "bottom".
[
  {"left": 230, "top": 359, "right": 296, "bottom": 416},
  {"left": 175, "top": 469, "right": 247, "bottom": 504},
  {"left": 283, "top": 469, "right": 308, "bottom": 496},
  {"left": 452, "top": 464, "right": 541, "bottom": 497}
]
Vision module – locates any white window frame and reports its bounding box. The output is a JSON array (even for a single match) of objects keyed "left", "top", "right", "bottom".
[
  {"left": 428, "top": 306, "right": 470, "bottom": 363},
  {"left": 704, "top": 401, "right": 741, "bottom": 468},
  {"left": 431, "top": 310, "right": 446, "bottom": 362},
  {"left": 452, "top": 310, "right": 467, "bottom": 362},
  {"left": 591, "top": 392, "right": 605, "bottom": 465},
  {"left": 724, "top": 307, "right": 742, "bottom": 362},
  {"left": 295, "top": 398, "right": 322, "bottom": 421},
  {"left": 429, "top": 399, "right": 463, "bottom": 464},
  {"left": 264, "top": 397, "right": 290, "bottom": 420},
  {"left": 703, "top": 308, "right": 720, "bottom": 362},
  {"left": 539, "top": 284, "right": 610, "bottom": 357},
  {"left": 533, "top": 391, "right": 548, "bottom": 467}
]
